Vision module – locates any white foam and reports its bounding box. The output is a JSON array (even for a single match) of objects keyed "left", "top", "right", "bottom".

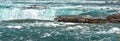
[
  {"left": 66, "top": 27, "right": 74, "bottom": 30},
  {"left": 42, "top": 22, "right": 60, "bottom": 27},
  {"left": 96, "top": 31, "right": 110, "bottom": 34},
  {"left": 0, "top": 7, "right": 56, "bottom": 21},
  {"left": 51, "top": 5, "right": 83, "bottom": 9},
  {"left": 41, "top": 33, "right": 51, "bottom": 38},
  {"left": 75, "top": 25, "right": 84, "bottom": 28},
  {"left": 64, "top": 23, "right": 77, "bottom": 25},
  {"left": 108, "top": 27, "right": 120, "bottom": 34},
  {"left": 22, "top": 9, "right": 40, "bottom": 19},
  {"left": 32, "top": 22, "right": 62, "bottom": 27},
  {"left": 96, "top": 27, "right": 120, "bottom": 34},
  {"left": 66, "top": 25, "right": 84, "bottom": 30},
  {"left": 6, "top": 25, "right": 23, "bottom": 29}
]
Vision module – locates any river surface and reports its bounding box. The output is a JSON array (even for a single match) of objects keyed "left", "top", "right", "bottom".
[{"left": 0, "top": 1, "right": 120, "bottom": 41}]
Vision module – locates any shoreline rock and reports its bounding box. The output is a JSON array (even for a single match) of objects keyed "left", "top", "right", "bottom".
[
  {"left": 54, "top": 16, "right": 107, "bottom": 23},
  {"left": 106, "top": 13, "right": 120, "bottom": 23},
  {"left": 55, "top": 13, "right": 120, "bottom": 23}
]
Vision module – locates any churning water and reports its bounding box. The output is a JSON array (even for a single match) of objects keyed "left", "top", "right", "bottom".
[{"left": 0, "top": 0, "right": 120, "bottom": 41}]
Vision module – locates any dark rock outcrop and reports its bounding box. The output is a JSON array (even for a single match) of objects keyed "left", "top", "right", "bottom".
[
  {"left": 54, "top": 13, "right": 120, "bottom": 23},
  {"left": 55, "top": 16, "right": 107, "bottom": 23},
  {"left": 106, "top": 13, "right": 120, "bottom": 23}
]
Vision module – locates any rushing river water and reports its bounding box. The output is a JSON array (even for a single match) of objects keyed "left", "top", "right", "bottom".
[
  {"left": 0, "top": 0, "right": 120, "bottom": 41},
  {"left": 0, "top": 21, "right": 120, "bottom": 41}
]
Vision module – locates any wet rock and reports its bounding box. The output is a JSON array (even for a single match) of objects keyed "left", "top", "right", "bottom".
[
  {"left": 106, "top": 13, "right": 120, "bottom": 23},
  {"left": 55, "top": 16, "right": 107, "bottom": 23}
]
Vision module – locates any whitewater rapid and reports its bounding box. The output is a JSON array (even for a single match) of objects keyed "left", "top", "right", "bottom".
[
  {"left": 0, "top": 5, "right": 119, "bottom": 21},
  {"left": 0, "top": 8, "right": 56, "bottom": 20},
  {"left": 0, "top": 21, "right": 119, "bottom": 41}
]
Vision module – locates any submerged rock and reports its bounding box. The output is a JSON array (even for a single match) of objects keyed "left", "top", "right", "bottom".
[
  {"left": 106, "top": 13, "right": 120, "bottom": 23},
  {"left": 54, "top": 16, "right": 107, "bottom": 23}
]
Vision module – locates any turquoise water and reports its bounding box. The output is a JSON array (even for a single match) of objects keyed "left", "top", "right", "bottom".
[
  {"left": 0, "top": 21, "right": 120, "bottom": 41},
  {"left": 0, "top": 1, "right": 120, "bottom": 41}
]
